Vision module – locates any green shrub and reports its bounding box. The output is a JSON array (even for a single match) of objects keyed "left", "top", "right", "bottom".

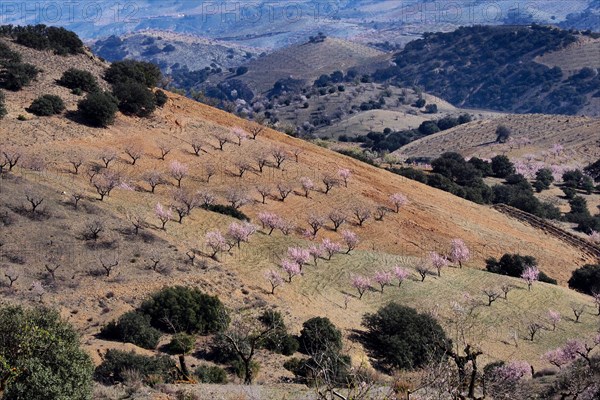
[
  {"left": 568, "top": 264, "right": 600, "bottom": 295},
  {"left": 204, "top": 204, "right": 249, "bottom": 221},
  {"left": 94, "top": 349, "right": 175, "bottom": 384},
  {"left": 299, "top": 317, "right": 342, "bottom": 355},
  {"left": 105, "top": 60, "right": 162, "bottom": 87},
  {"left": 155, "top": 89, "right": 168, "bottom": 107},
  {"left": 17, "top": 114, "right": 27, "bottom": 121},
  {"left": 13, "top": 25, "right": 84, "bottom": 55},
  {"left": 258, "top": 310, "right": 299, "bottom": 356},
  {"left": 194, "top": 364, "right": 228, "bottom": 384},
  {"left": 284, "top": 353, "right": 351, "bottom": 385},
  {"left": 100, "top": 311, "right": 162, "bottom": 349},
  {"left": 486, "top": 254, "right": 537, "bottom": 277},
  {"left": 0, "top": 305, "right": 94, "bottom": 399},
  {"left": 0, "top": 62, "right": 39, "bottom": 90},
  {"left": 361, "top": 303, "right": 449, "bottom": 370},
  {"left": 58, "top": 68, "right": 99, "bottom": 92},
  {"left": 0, "top": 41, "right": 22, "bottom": 64},
  {"left": 112, "top": 80, "right": 156, "bottom": 117},
  {"left": 28, "top": 94, "right": 65, "bottom": 116},
  {"left": 231, "top": 359, "right": 260, "bottom": 380},
  {"left": 140, "top": 286, "right": 229, "bottom": 334},
  {"left": 491, "top": 155, "right": 516, "bottom": 178},
  {"left": 77, "top": 91, "right": 118, "bottom": 127},
  {"left": 167, "top": 333, "right": 196, "bottom": 355}
]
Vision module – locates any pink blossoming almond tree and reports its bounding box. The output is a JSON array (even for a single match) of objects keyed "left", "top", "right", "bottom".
[
  {"left": 351, "top": 275, "right": 371, "bottom": 299},
  {"left": 308, "top": 245, "right": 324, "bottom": 266},
  {"left": 521, "top": 266, "right": 539, "bottom": 291},
  {"left": 169, "top": 161, "right": 189, "bottom": 187},
  {"left": 227, "top": 222, "right": 257, "bottom": 248},
  {"left": 258, "top": 212, "right": 282, "bottom": 235},
  {"left": 205, "top": 230, "right": 228, "bottom": 259},
  {"left": 287, "top": 247, "right": 310, "bottom": 269},
  {"left": 450, "top": 239, "right": 470, "bottom": 268},
  {"left": 373, "top": 270, "right": 393, "bottom": 292},
  {"left": 393, "top": 266, "right": 410, "bottom": 286},
  {"left": 281, "top": 259, "right": 301, "bottom": 282},
  {"left": 341, "top": 230, "right": 359, "bottom": 254},
  {"left": 389, "top": 193, "right": 408, "bottom": 213},
  {"left": 231, "top": 127, "right": 248, "bottom": 146},
  {"left": 264, "top": 269, "right": 284, "bottom": 295},
  {"left": 321, "top": 238, "right": 342, "bottom": 260},
  {"left": 299, "top": 177, "right": 314, "bottom": 198},
  {"left": 155, "top": 202, "right": 173, "bottom": 230},
  {"left": 338, "top": 168, "right": 351, "bottom": 187},
  {"left": 429, "top": 251, "right": 449, "bottom": 277}
]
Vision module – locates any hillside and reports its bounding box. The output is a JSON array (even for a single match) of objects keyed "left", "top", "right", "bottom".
[
  {"left": 1, "top": 36, "right": 599, "bottom": 395},
  {"left": 395, "top": 114, "right": 600, "bottom": 166},
  {"left": 373, "top": 25, "right": 600, "bottom": 116},
  {"left": 203, "top": 37, "right": 391, "bottom": 95}
]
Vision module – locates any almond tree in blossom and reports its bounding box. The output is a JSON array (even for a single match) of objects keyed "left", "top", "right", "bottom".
[
  {"left": 389, "top": 193, "right": 408, "bottom": 213},
  {"left": 308, "top": 245, "right": 324, "bottom": 266},
  {"left": 231, "top": 127, "right": 248, "bottom": 146},
  {"left": 393, "top": 266, "right": 410, "bottom": 286},
  {"left": 551, "top": 143, "right": 564, "bottom": 158},
  {"left": 265, "top": 270, "right": 284, "bottom": 294},
  {"left": 227, "top": 222, "right": 257, "bottom": 248},
  {"left": 449, "top": 239, "right": 470, "bottom": 268},
  {"left": 281, "top": 259, "right": 301, "bottom": 282},
  {"left": 429, "top": 251, "right": 449, "bottom": 277},
  {"left": 321, "top": 238, "right": 342, "bottom": 260},
  {"left": 338, "top": 168, "right": 351, "bottom": 187},
  {"left": 169, "top": 160, "right": 189, "bottom": 187},
  {"left": 373, "top": 270, "right": 393, "bottom": 292},
  {"left": 547, "top": 310, "right": 561, "bottom": 331},
  {"left": 287, "top": 247, "right": 310, "bottom": 269},
  {"left": 204, "top": 162, "right": 217, "bottom": 183},
  {"left": 197, "top": 190, "right": 216, "bottom": 208},
  {"left": 143, "top": 170, "right": 165, "bottom": 193},
  {"left": 351, "top": 275, "right": 371, "bottom": 299},
  {"left": 299, "top": 177, "right": 314, "bottom": 197},
  {"left": 258, "top": 212, "right": 281, "bottom": 235},
  {"left": 328, "top": 210, "right": 346, "bottom": 231},
  {"left": 521, "top": 266, "right": 539, "bottom": 291},
  {"left": 322, "top": 174, "right": 339, "bottom": 194},
  {"left": 307, "top": 214, "right": 326, "bottom": 237},
  {"left": 155, "top": 202, "right": 173, "bottom": 230},
  {"left": 226, "top": 188, "right": 249, "bottom": 209},
  {"left": 341, "top": 230, "right": 359, "bottom": 254},
  {"left": 255, "top": 184, "right": 272, "bottom": 204},
  {"left": 279, "top": 219, "right": 295, "bottom": 236},
  {"left": 205, "top": 230, "right": 228, "bottom": 260}
]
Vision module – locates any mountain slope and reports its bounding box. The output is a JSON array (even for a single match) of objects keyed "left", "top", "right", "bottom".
[{"left": 1, "top": 38, "right": 598, "bottom": 383}]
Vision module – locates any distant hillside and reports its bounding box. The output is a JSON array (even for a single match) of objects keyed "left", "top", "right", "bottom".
[
  {"left": 203, "top": 37, "right": 391, "bottom": 96},
  {"left": 395, "top": 114, "right": 600, "bottom": 166},
  {"left": 373, "top": 25, "right": 600, "bottom": 116},
  {"left": 92, "top": 31, "right": 258, "bottom": 91}
]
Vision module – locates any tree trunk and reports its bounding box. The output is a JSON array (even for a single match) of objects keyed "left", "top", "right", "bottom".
[{"left": 179, "top": 355, "right": 190, "bottom": 380}]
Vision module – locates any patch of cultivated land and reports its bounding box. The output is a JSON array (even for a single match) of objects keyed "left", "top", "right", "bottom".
[
  {"left": 395, "top": 114, "right": 600, "bottom": 166},
  {"left": 1, "top": 40, "right": 598, "bottom": 389}
]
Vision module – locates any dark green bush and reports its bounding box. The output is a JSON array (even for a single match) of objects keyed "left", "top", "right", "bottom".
[
  {"left": 258, "top": 310, "right": 299, "bottom": 356},
  {"left": 194, "top": 364, "right": 228, "bottom": 383},
  {"left": 77, "top": 91, "right": 118, "bottom": 127},
  {"left": 13, "top": 25, "right": 84, "bottom": 55},
  {"left": 58, "top": 68, "right": 99, "bottom": 92},
  {"left": 140, "top": 286, "right": 229, "bottom": 334},
  {"left": 105, "top": 60, "right": 162, "bottom": 87},
  {"left": 284, "top": 353, "right": 351, "bottom": 385},
  {"left": 204, "top": 204, "right": 249, "bottom": 221},
  {"left": 361, "top": 303, "right": 449, "bottom": 370},
  {"left": 155, "top": 89, "right": 168, "bottom": 107},
  {"left": 100, "top": 311, "right": 162, "bottom": 349},
  {"left": 299, "top": 317, "right": 342, "bottom": 355},
  {"left": 0, "top": 61, "right": 39, "bottom": 90},
  {"left": 231, "top": 359, "right": 260, "bottom": 380},
  {"left": 28, "top": 94, "right": 65, "bottom": 116},
  {"left": 94, "top": 349, "right": 175, "bottom": 384},
  {"left": 167, "top": 333, "right": 196, "bottom": 355},
  {"left": 112, "top": 80, "right": 156, "bottom": 117},
  {"left": 568, "top": 264, "right": 600, "bottom": 295},
  {"left": 491, "top": 155, "right": 515, "bottom": 178},
  {"left": 534, "top": 168, "right": 554, "bottom": 192},
  {"left": 486, "top": 254, "right": 538, "bottom": 276},
  {"left": 0, "top": 41, "right": 22, "bottom": 64},
  {"left": 0, "top": 305, "right": 94, "bottom": 399}
]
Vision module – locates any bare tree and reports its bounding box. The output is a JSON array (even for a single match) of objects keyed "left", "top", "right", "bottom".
[
  {"left": 85, "top": 164, "right": 102, "bottom": 183},
  {"left": 99, "top": 149, "right": 117, "bottom": 168},
  {"left": 571, "top": 303, "right": 585, "bottom": 323},
  {"left": 92, "top": 171, "right": 120, "bottom": 200},
  {"left": 235, "top": 160, "right": 252, "bottom": 178},
  {"left": 44, "top": 262, "right": 61, "bottom": 282},
  {"left": 213, "top": 132, "right": 230, "bottom": 151},
  {"left": 307, "top": 214, "right": 326, "bottom": 237},
  {"left": 71, "top": 192, "right": 84, "bottom": 209},
  {"left": 527, "top": 321, "right": 543, "bottom": 341},
  {"left": 416, "top": 261, "right": 431, "bottom": 282},
  {"left": 352, "top": 204, "right": 371, "bottom": 226},
  {"left": 142, "top": 170, "right": 165, "bottom": 193},
  {"left": 276, "top": 182, "right": 293, "bottom": 201},
  {"left": 483, "top": 287, "right": 501, "bottom": 306},
  {"left": 98, "top": 256, "right": 118, "bottom": 277},
  {"left": 322, "top": 174, "right": 339, "bottom": 194},
  {"left": 127, "top": 213, "right": 146, "bottom": 235},
  {"left": 3, "top": 266, "right": 19, "bottom": 287},
  {"left": 249, "top": 125, "right": 263, "bottom": 140},
  {"left": 2, "top": 148, "right": 21, "bottom": 171},
  {"left": 271, "top": 148, "right": 288, "bottom": 169},
  {"left": 254, "top": 152, "right": 269, "bottom": 173},
  {"left": 157, "top": 142, "right": 172, "bottom": 160},
  {"left": 328, "top": 210, "right": 346, "bottom": 231},
  {"left": 197, "top": 190, "right": 216, "bottom": 208},
  {"left": 225, "top": 188, "right": 249, "bottom": 209},
  {"left": 124, "top": 144, "right": 144, "bottom": 165},
  {"left": 255, "top": 184, "right": 272, "bottom": 204},
  {"left": 190, "top": 136, "right": 204, "bottom": 156},
  {"left": 374, "top": 206, "right": 388, "bottom": 221},
  {"left": 68, "top": 154, "right": 84, "bottom": 174},
  {"left": 24, "top": 188, "right": 44, "bottom": 213},
  {"left": 83, "top": 220, "right": 104, "bottom": 241},
  {"left": 500, "top": 283, "right": 513, "bottom": 300},
  {"left": 204, "top": 162, "right": 217, "bottom": 183},
  {"left": 292, "top": 148, "right": 303, "bottom": 162}
]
